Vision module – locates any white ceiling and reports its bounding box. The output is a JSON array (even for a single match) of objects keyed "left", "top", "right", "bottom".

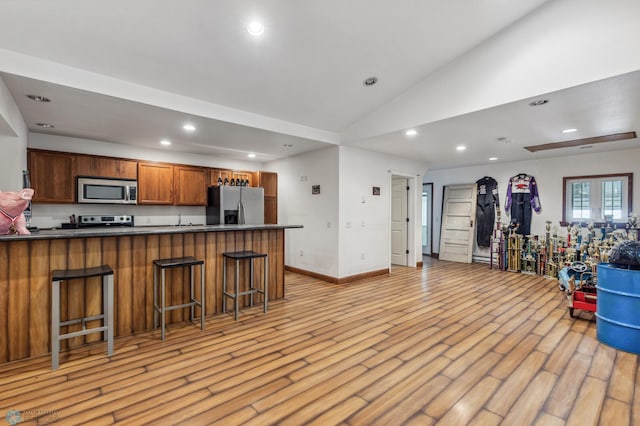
[{"left": 0, "top": 0, "right": 638, "bottom": 168}]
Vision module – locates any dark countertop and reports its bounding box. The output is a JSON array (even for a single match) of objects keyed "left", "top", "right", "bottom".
[{"left": 0, "top": 224, "right": 303, "bottom": 241}]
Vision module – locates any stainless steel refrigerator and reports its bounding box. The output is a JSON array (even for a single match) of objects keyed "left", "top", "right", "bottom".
[{"left": 206, "top": 186, "right": 264, "bottom": 225}]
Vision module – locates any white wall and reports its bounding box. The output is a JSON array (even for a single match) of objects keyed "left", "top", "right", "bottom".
[
  {"left": 0, "top": 75, "right": 27, "bottom": 191},
  {"left": 28, "top": 132, "right": 263, "bottom": 229},
  {"left": 267, "top": 145, "right": 427, "bottom": 279},
  {"left": 343, "top": 0, "right": 640, "bottom": 141},
  {"left": 425, "top": 147, "right": 640, "bottom": 257},
  {"left": 266, "top": 147, "right": 340, "bottom": 277},
  {"left": 338, "top": 146, "right": 427, "bottom": 277}
]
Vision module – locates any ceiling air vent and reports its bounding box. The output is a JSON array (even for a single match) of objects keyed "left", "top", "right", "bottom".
[{"left": 524, "top": 132, "right": 637, "bottom": 152}]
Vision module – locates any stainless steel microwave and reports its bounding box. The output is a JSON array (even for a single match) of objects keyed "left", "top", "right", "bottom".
[{"left": 77, "top": 177, "right": 138, "bottom": 204}]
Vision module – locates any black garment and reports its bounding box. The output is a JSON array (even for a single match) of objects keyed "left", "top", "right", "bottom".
[
  {"left": 475, "top": 176, "right": 499, "bottom": 247},
  {"left": 509, "top": 193, "right": 533, "bottom": 235},
  {"left": 505, "top": 174, "right": 541, "bottom": 235}
]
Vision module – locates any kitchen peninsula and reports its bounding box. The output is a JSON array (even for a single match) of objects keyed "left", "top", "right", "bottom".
[{"left": 0, "top": 224, "right": 301, "bottom": 364}]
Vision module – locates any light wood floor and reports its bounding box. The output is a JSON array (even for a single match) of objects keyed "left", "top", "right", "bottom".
[{"left": 1, "top": 258, "right": 638, "bottom": 425}]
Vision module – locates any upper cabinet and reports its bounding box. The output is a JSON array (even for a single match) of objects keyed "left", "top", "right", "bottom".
[
  {"left": 137, "top": 162, "right": 174, "bottom": 205},
  {"left": 28, "top": 149, "right": 76, "bottom": 203},
  {"left": 254, "top": 171, "right": 278, "bottom": 224},
  {"left": 208, "top": 169, "right": 233, "bottom": 187},
  {"left": 76, "top": 155, "right": 137, "bottom": 179},
  {"left": 232, "top": 170, "right": 253, "bottom": 187},
  {"left": 27, "top": 148, "right": 276, "bottom": 211},
  {"left": 174, "top": 165, "right": 207, "bottom": 206}
]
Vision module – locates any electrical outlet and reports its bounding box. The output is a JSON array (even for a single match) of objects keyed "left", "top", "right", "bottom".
[
  {"left": 300, "top": 250, "right": 304, "bottom": 257},
  {"left": 345, "top": 221, "right": 351, "bottom": 228},
  {"left": 361, "top": 253, "right": 365, "bottom": 260},
  {"left": 327, "top": 221, "right": 331, "bottom": 228}
]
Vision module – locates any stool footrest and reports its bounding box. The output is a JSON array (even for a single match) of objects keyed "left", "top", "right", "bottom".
[
  {"left": 59, "top": 326, "right": 108, "bottom": 341},
  {"left": 60, "top": 313, "right": 105, "bottom": 327}
]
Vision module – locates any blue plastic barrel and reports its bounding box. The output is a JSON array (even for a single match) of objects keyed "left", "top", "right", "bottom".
[{"left": 596, "top": 264, "right": 640, "bottom": 354}]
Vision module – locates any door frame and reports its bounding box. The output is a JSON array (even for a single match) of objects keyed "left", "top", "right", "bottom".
[
  {"left": 422, "top": 182, "right": 434, "bottom": 255},
  {"left": 389, "top": 172, "right": 418, "bottom": 268}
]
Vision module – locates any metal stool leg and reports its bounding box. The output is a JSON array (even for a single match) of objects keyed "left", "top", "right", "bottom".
[
  {"left": 161, "top": 268, "right": 166, "bottom": 340},
  {"left": 106, "top": 274, "right": 114, "bottom": 356},
  {"left": 264, "top": 257, "right": 268, "bottom": 314},
  {"left": 52, "top": 279, "right": 60, "bottom": 370},
  {"left": 153, "top": 264, "right": 158, "bottom": 329},
  {"left": 200, "top": 263, "right": 205, "bottom": 329},
  {"left": 190, "top": 265, "right": 195, "bottom": 323},
  {"left": 249, "top": 258, "right": 255, "bottom": 307},
  {"left": 235, "top": 258, "right": 240, "bottom": 321},
  {"left": 222, "top": 258, "right": 227, "bottom": 314}
]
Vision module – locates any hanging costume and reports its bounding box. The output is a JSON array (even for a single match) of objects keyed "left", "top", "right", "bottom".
[
  {"left": 505, "top": 173, "right": 541, "bottom": 235},
  {"left": 475, "top": 176, "right": 499, "bottom": 247}
]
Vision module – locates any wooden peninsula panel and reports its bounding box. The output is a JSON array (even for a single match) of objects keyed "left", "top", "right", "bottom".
[{"left": 0, "top": 228, "right": 284, "bottom": 364}]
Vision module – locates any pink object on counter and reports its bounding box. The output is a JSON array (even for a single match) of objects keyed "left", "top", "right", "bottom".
[{"left": 0, "top": 188, "right": 34, "bottom": 235}]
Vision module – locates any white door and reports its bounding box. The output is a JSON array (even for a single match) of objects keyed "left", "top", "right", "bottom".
[
  {"left": 391, "top": 177, "right": 408, "bottom": 266},
  {"left": 439, "top": 183, "right": 477, "bottom": 263}
]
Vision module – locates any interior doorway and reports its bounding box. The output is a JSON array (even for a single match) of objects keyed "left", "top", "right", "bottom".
[
  {"left": 391, "top": 176, "right": 409, "bottom": 266},
  {"left": 422, "top": 183, "right": 433, "bottom": 255}
]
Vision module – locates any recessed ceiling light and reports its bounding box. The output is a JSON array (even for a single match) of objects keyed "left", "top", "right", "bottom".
[
  {"left": 456, "top": 145, "right": 466, "bottom": 152},
  {"left": 562, "top": 128, "right": 578, "bottom": 133},
  {"left": 528, "top": 99, "right": 549, "bottom": 107},
  {"left": 283, "top": 144, "right": 293, "bottom": 148},
  {"left": 247, "top": 21, "right": 265, "bottom": 36},
  {"left": 579, "top": 145, "right": 593, "bottom": 150},
  {"left": 405, "top": 129, "right": 417, "bottom": 137},
  {"left": 35, "top": 122, "right": 54, "bottom": 128},
  {"left": 183, "top": 123, "right": 196, "bottom": 132},
  {"left": 489, "top": 157, "right": 498, "bottom": 161},
  {"left": 160, "top": 139, "right": 171, "bottom": 146},
  {"left": 248, "top": 153, "right": 257, "bottom": 158},
  {"left": 26, "top": 94, "right": 51, "bottom": 103},
  {"left": 497, "top": 137, "right": 512, "bottom": 144},
  {"left": 363, "top": 76, "right": 378, "bottom": 87}
]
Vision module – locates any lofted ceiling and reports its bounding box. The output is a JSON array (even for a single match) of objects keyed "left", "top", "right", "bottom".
[{"left": 0, "top": 0, "right": 638, "bottom": 168}]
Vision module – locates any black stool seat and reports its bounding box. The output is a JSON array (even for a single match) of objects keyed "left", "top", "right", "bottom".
[
  {"left": 223, "top": 251, "right": 268, "bottom": 260},
  {"left": 52, "top": 265, "right": 114, "bottom": 280},
  {"left": 51, "top": 264, "right": 114, "bottom": 370},
  {"left": 222, "top": 251, "right": 269, "bottom": 320},
  {"left": 153, "top": 256, "right": 204, "bottom": 268},
  {"left": 153, "top": 256, "right": 205, "bottom": 340}
]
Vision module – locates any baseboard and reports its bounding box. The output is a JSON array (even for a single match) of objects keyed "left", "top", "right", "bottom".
[
  {"left": 430, "top": 252, "right": 439, "bottom": 259},
  {"left": 417, "top": 261, "right": 423, "bottom": 267},
  {"left": 285, "top": 266, "right": 389, "bottom": 284},
  {"left": 285, "top": 266, "right": 339, "bottom": 283}
]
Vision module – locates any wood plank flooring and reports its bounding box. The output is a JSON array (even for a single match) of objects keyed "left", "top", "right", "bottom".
[{"left": 1, "top": 258, "right": 638, "bottom": 425}]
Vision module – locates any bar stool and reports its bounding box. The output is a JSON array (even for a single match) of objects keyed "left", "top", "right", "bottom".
[
  {"left": 51, "top": 265, "right": 114, "bottom": 370},
  {"left": 153, "top": 256, "right": 205, "bottom": 340},
  {"left": 223, "top": 251, "right": 268, "bottom": 320}
]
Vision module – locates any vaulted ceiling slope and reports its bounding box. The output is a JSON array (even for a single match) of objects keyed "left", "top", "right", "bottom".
[{"left": 1, "top": 0, "right": 639, "bottom": 167}]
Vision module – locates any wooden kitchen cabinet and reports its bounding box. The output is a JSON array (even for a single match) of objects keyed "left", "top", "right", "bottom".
[
  {"left": 28, "top": 149, "right": 76, "bottom": 203},
  {"left": 254, "top": 171, "right": 278, "bottom": 224},
  {"left": 76, "top": 155, "right": 137, "bottom": 179},
  {"left": 174, "top": 165, "right": 207, "bottom": 205},
  {"left": 137, "top": 162, "right": 174, "bottom": 204},
  {"left": 208, "top": 168, "right": 233, "bottom": 186},
  {"left": 232, "top": 170, "right": 253, "bottom": 187}
]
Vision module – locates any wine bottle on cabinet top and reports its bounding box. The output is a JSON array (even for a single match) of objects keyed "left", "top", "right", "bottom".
[
  {"left": 224, "top": 177, "right": 229, "bottom": 185},
  {"left": 230, "top": 178, "right": 235, "bottom": 186},
  {"left": 217, "top": 177, "right": 223, "bottom": 186}
]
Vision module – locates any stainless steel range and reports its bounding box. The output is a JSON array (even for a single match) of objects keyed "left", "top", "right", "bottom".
[{"left": 79, "top": 215, "right": 134, "bottom": 227}]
